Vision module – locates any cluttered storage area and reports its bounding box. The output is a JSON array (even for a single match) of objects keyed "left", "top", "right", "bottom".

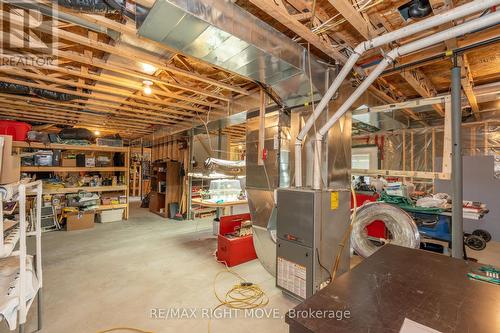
[{"left": 0, "top": 0, "right": 499, "bottom": 333}]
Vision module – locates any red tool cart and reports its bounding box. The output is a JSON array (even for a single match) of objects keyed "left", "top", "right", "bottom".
[{"left": 216, "top": 213, "right": 257, "bottom": 267}]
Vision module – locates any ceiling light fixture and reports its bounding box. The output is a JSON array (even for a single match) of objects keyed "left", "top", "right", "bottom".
[
  {"left": 94, "top": 130, "right": 100, "bottom": 136},
  {"left": 141, "top": 63, "right": 157, "bottom": 75},
  {"left": 143, "top": 80, "right": 153, "bottom": 95}
]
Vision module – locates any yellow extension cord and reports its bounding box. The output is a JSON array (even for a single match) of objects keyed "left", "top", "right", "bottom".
[
  {"left": 97, "top": 188, "right": 354, "bottom": 333},
  {"left": 208, "top": 262, "right": 269, "bottom": 332},
  {"left": 97, "top": 328, "right": 153, "bottom": 333}
]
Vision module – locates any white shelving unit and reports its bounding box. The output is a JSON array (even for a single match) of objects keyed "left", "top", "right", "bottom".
[{"left": 1, "top": 180, "right": 43, "bottom": 333}]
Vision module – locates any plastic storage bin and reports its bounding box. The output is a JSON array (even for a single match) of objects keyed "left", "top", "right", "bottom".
[
  {"left": 209, "top": 179, "right": 242, "bottom": 201},
  {"left": 96, "top": 138, "right": 123, "bottom": 147},
  {"left": 98, "top": 208, "right": 124, "bottom": 223},
  {"left": 0, "top": 120, "right": 32, "bottom": 141}
]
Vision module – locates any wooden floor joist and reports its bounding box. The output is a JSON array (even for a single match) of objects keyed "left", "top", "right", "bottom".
[{"left": 0, "top": 1, "right": 497, "bottom": 138}]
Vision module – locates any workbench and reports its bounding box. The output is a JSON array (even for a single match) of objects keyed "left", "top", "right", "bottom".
[
  {"left": 286, "top": 245, "right": 500, "bottom": 333},
  {"left": 191, "top": 198, "right": 248, "bottom": 216}
]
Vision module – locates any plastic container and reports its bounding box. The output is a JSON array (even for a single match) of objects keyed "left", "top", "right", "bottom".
[
  {"left": 98, "top": 208, "right": 124, "bottom": 223},
  {"left": 34, "top": 150, "right": 53, "bottom": 166},
  {"left": 0, "top": 120, "right": 32, "bottom": 141},
  {"left": 96, "top": 138, "right": 123, "bottom": 147},
  {"left": 209, "top": 179, "right": 242, "bottom": 201}
]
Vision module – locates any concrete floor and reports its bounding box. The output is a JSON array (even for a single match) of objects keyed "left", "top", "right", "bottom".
[
  {"left": 3, "top": 203, "right": 499, "bottom": 333},
  {"left": 5, "top": 203, "right": 297, "bottom": 333}
]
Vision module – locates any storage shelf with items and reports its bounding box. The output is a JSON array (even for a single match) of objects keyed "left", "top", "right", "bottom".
[
  {"left": 190, "top": 179, "right": 216, "bottom": 218},
  {"left": 149, "top": 160, "right": 181, "bottom": 218},
  {"left": 0, "top": 180, "right": 43, "bottom": 332},
  {"left": 13, "top": 141, "right": 130, "bottom": 224},
  {"left": 129, "top": 146, "right": 152, "bottom": 198}
]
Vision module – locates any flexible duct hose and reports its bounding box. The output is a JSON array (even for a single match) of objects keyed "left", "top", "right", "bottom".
[
  {"left": 350, "top": 202, "right": 420, "bottom": 258},
  {"left": 0, "top": 82, "right": 82, "bottom": 101},
  {"left": 57, "top": 0, "right": 136, "bottom": 20},
  {"left": 57, "top": 0, "right": 114, "bottom": 13}
]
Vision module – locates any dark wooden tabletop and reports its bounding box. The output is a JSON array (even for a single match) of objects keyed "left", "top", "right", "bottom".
[{"left": 286, "top": 245, "right": 500, "bottom": 333}]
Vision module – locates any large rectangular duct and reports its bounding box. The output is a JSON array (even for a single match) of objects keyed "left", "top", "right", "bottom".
[{"left": 137, "top": 0, "right": 332, "bottom": 106}]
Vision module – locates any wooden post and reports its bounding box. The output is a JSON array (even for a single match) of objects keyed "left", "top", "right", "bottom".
[
  {"left": 442, "top": 97, "right": 452, "bottom": 175},
  {"left": 402, "top": 129, "right": 406, "bottom": 172},
  {"left": 125, "top": 147, "right": 130, "bottom": 219},
  {"left": 432, "top": 128, "right": 436, "bottom": 193},
  {"left": 410, "top": 130, "right": 414, "bottom": 183},
  {"left": 424, "top": 132, "right": 428, "bottom": 171},
  {"left": 471, "top": 126, "right": 476, "bottom": 156},
  {"left": 168, "top": 141, "right": 173, "bottom": 160},
  {"left": 132, "top": 163, "right": 137, "bottom": 196},
  {"left": 173, "top": 141, "right": 179, "bottom": 161},
  {"left": 163, "top": 139, "right": 167, "bottom": 160},
  {"left": 484, "top": 122, "right": 489, "bottom": 156}
]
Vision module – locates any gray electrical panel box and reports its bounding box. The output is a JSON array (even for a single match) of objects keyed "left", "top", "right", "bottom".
[{"left": 276, "top": 188, "right": 351, "bottom": 300}]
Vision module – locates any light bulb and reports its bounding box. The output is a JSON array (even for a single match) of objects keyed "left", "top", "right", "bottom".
[
  {"left": 143, "top": 86, "right": 152, "bottom": 95},
  {"left": 141, "top": 63, "right": 157, "bottom": 75},
  {"left": 94, "top": 130, "right": 100, "bottom": 136}
]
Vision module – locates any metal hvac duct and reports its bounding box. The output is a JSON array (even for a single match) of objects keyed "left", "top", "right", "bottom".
[{"left": 136, "top": 0, "right": 332, "bottom": 107}]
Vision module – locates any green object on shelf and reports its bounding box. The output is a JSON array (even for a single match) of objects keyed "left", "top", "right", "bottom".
[{"left": 377, "top": 191, "right": 443, "bottom": 214}]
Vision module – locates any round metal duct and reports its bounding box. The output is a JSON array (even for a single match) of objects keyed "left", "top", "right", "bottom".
[{"left": 351, "top": 202, "right": 420, "bottom": 258}]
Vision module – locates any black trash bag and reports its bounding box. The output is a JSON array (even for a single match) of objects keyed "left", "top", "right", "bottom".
[{"left": 58, "top": 127, "right": 95, "bottom": 141}]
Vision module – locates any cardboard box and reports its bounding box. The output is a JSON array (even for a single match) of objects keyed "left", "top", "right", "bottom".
[
  {"left": 0, "top": 135, "right": 20, "bottom": 185},
  {"left": 66, "top": 210, "right": 95, "bottom": 231},
  {"left": 62, "top": 158, "right": 76, "bottom": 167},
  {"left": 85, "top": 157, "right": 95, "bottom": 167}
]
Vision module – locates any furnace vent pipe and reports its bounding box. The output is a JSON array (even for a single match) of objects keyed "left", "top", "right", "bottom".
[
  {"left": 312, "top": 10, "right": 500, "bottom": 189},
  {"left": 294, "top": 0, "right": 500, "bottom": 188}
]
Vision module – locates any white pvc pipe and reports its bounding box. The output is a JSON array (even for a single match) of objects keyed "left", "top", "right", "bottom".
[
  {"left": 295, "top": 0, "right": 500, "bottom": 187},
  {"left": 312, "top": 10, "right": 500, "bottom": 189}
]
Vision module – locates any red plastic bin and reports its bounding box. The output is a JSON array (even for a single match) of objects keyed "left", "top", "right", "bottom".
[
  {"left": 216, "top": 213, "right": 257, "bottom": 267},
  {"left": 0, "top": 120, "right": 32, "bottom": 141}
]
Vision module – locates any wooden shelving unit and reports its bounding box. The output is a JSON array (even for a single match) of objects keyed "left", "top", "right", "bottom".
[
  {"left": 13, "top": 141, "right": 130, "bottom": 219},
  {"left": 21, "top": 166, "right": 127, "bottom": 172},
  {"left": 12, "top": 141, "right": 128, "bottom": 152},
  {"left": 129, "top": 162, "right": 142, "bottom": 197},
  {"left": 40, "top": 185, "right": 128, "bottom": 195},
  {"left": 149, "top": 160, "right": 181, "bottom": 218},
  {"left": 95, "top": 204, "right": 128, "bottom": 211}
]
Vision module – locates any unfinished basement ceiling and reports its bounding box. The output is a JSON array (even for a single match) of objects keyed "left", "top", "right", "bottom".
[{"left": 0, "top": 0, "right": 498, "bottom": 138}]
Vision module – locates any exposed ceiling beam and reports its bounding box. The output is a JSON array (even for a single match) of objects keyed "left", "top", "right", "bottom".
[
  {"left": 0, "top": 75, "right": 203, "bottom": 121},
  {"left": 0, "top": 92, "right": 184, "bottom": 125},
  {"left": 1, "top": 10, "right": 251, "bottom": 96},
  {"left": 0, "top": 68, "right": 219, "bottom": 116},
  {"left": 399, "top": 69, "right": 445, "bottom": 116},
  {"left": 367, "top": 8, "right": 445, "bottom": 117},
  {"left": 0, "top": 95, "right": 176, "bottom": 126},
  {"left": 326, "top": 0, "right": 372, "bottom": 39},
  {"left": 460, "top": 54, "right": 480, "bottom": 119},
  {"left": 0, "top": 108, "right": 152, "bottom": 133},
  {"left": 1, "top": 56, "right": 226, "bottom": 108},
  {"left": 248, "top": 0, "right": 348, "bottom": 64}
]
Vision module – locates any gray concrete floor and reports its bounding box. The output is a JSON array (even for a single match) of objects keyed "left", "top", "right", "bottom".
[
  {"left": 5, "top": 203, "right": 297, "bottom": 333},
  {"left": 3, "top": 203, "right": 499, "bottom": 333}
]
